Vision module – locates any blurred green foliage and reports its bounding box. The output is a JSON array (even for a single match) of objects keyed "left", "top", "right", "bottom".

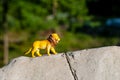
[{"left": 0, "top": 0, "right": 120, "bottom": 67}]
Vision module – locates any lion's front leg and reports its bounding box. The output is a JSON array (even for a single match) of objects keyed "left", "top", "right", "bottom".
[
  {"left": 50, "top": 47, "right": 57, "bottom": 55},
  {"left": 47, "top": 45, "right": 51, "bottom": 56}
]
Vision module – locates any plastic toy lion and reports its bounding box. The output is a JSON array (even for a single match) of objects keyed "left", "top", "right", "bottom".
[{"left": 25, "top": 33, "right": 60, "bottom": 58}]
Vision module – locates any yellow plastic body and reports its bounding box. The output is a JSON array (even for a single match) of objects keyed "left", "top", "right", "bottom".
[{"left": 25, "top": 33, "right": 60, "bottom": 58}]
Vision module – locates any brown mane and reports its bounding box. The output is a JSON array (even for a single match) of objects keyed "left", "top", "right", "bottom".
[{"left": 47, "top": 35, "right": 57, "bottom": 47}]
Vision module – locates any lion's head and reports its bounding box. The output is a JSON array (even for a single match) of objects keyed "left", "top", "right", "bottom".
[{"left": 47, "top": 33, "right": 60, "bottom": 46}]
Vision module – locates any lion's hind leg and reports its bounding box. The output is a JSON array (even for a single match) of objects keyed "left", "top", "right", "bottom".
[
  {"left": 31, "top": 48, "right": 37, "bottom": 58},
  {"left": 36, "top": 49, "right": 42, "bottom": 57}
]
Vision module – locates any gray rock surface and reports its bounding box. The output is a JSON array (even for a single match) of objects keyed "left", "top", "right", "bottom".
[
  {"left": 0, "top": 54, "right": 74, "bottom": 80},
  {"left": 0, "top": 46, "right": 120, "bottom": 80},
  {"left": 66, "top": 46, "right": 120, "bottom": 80}
]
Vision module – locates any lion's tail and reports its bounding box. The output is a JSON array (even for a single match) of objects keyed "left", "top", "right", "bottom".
[{"left": 25, "top": 48, "right": 32, "bottom": 55}]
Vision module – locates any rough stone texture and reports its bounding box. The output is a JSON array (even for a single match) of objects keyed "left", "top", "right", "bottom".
[
  {"left": 66, "top": 46, "right": 120, "bottom": 80},
  {"left": 0, "top": 46, "right": 120, "bottom": 80},
  {"left": 0, "top": 54, "right": 74, "bottom": 80}
]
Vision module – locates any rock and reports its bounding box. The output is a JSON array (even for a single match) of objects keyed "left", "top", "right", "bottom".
[
  {"left": 0, "top": 46, "right": 120, "bottom": 80},
  {"left": 0, "top": 54, "right": 74, "bottom": 80},
  {"left": 66, "top": 46, "right": 120, "bottom": 80}
]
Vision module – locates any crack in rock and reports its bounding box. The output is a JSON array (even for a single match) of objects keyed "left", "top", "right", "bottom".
[{"left": 65, "top": 53, "right": 78, "bottom": 80}]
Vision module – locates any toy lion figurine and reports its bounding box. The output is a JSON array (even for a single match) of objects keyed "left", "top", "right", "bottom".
[{"left": 25, "top": 33, "right": 60, "bottom": 58}]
